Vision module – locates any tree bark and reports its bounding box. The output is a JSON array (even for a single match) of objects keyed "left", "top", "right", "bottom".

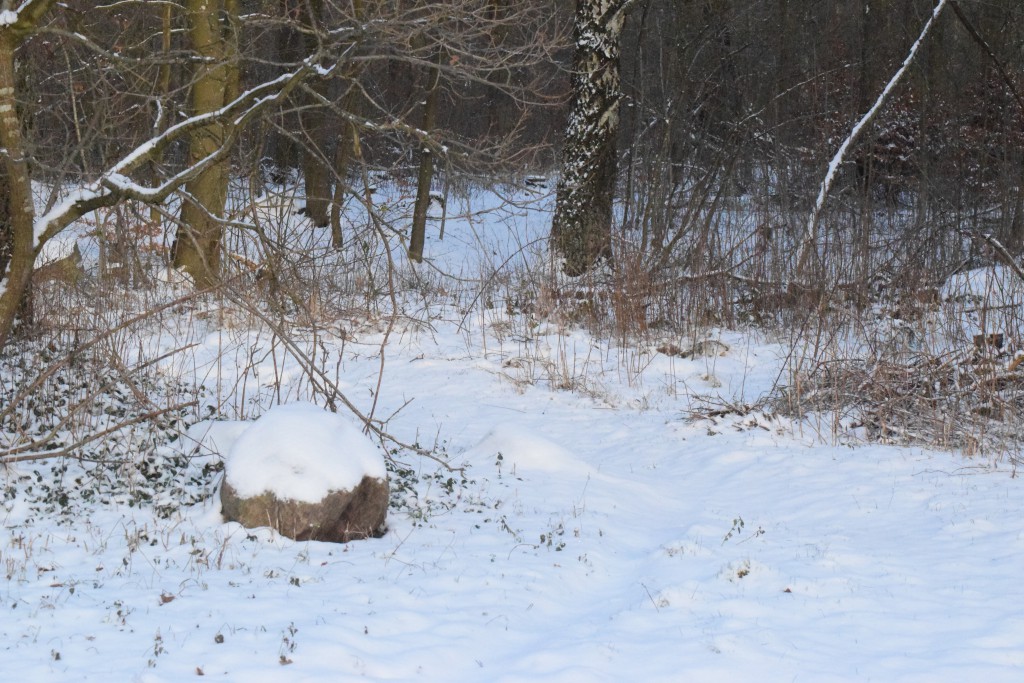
[
  {"left": 299, "top": 0, "right": 331, "bottom": 228},
  {"left": 0, "top": 31, "right": 41, "bottom": 347},
  {"left": 409, "top": 56, "right": 441, "bottom": 263},
  {"left": 330, "top": 87, "right": 363, "bottom": 250},
  {"left": 173, "top": 0, "right": 240, "bottom": 288},
  {"left": 552, "top": 0, "right": 634, "bottom": 276},
  {"left": 0, "top": 165, "right": 11, "bottom": 282}
]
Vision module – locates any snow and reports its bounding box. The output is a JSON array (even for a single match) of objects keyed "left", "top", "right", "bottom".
[
  {"left": 224, "top": 402, "right": 386, "bottom": 502},
  {"left": 34, "top": 185, "right": 98, "bottom": 251},
  {"left": 466, "top": 423, "right": 595, "bottom": 478},
  {"left": 34, "top": 225, "right": 80, "bottom": 266},
  {"left": 942, "top": 264, "right": 1024, "bottom": 303},
  {"left": 2, "top": 185, "right": 1024, "bottom": 681},
  {"left": 185, "top": 419, "right": 251, "bottom": 458}
]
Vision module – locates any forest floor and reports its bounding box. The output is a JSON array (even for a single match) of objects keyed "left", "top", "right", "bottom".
[{"left": 2, "top": 184, "right": 1023, "bottom": 681}]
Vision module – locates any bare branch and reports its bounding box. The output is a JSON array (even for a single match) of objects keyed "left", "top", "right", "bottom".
[{"left": 33, "top": 62, "right": 315, "bottom": 250}]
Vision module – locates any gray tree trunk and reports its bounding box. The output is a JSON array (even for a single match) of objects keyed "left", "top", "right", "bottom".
[{"left": 299, "top": 0, "right": 331, "bottom": 228}]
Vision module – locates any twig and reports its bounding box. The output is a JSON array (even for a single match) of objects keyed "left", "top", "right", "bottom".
[{"left": 640, "top": 583, "right": 661, "bottom": 613}]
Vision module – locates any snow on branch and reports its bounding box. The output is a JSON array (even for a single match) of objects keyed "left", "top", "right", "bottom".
[
  {"left": 796, "top": 0, "right": 949, "bottom": 275},
  {"left": 32, "top": 64, "right": 313, "bottom": 252},
  {"left": 7, "top": 0, "right": 54, "bottom": 36}
]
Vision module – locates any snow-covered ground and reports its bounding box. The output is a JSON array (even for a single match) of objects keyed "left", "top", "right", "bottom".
[{"left": 3, "top": 186, "right": 1024, "bottom": 681}]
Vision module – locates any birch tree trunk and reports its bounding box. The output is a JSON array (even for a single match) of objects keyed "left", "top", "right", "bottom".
[{"left": 552, "top": 0, "right": 634, "bottom": 276}]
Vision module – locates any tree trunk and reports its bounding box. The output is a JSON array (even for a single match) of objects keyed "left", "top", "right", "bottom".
[
  {"left": 302, "top": 91, "right": 331, "bottom": 228},
  {"left": 150, "top": 2, "right": 175, "bottom": 226},
  {"left": 409, "top": 57, "right": 441, "bottom": 263},
  {"left": 173, "top": 0, "right": 239, "bottom": 288},
  {"left": 328, "top": 0, "right": 366, "bottom": 250},
  {"left": 0, "top": 31, "right": 40, "bottom": 348},
  {"left": 299, "top": 0, "right": 331, "bottom": 228},
  {"left": 330, "top": 88, "right": 363, "bottom": 250},
  {"left": 486, "top": 0, "right": 513, "bottom": 137},
  {"left": 0, "top": 165, "right": 11, "bottom": 282},
  {"left": 552, "top": 0, "right": 633, "bottom": 276}
]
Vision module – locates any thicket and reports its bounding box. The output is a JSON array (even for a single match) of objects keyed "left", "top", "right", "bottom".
[{"left": 3, "top": 0, "right": 1024, "bottom": 474}]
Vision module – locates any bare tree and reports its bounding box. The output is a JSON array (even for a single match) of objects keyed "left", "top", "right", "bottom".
[
  {"left": 0, "top": 0, "right": 564, "bottom": 349},
  {"left": 305, "top": 0, "right": 564, "bottom": 261},
  {"left": 409, "top": 48, "right": 442, "bottom": 264},
  {"left": 0, "top": 2, "right": 315, "bottom": 348}
]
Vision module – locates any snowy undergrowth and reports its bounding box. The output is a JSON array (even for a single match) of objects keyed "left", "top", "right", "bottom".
[
  {"left": 2, "top": 184, "right": 1024, "bottom": 680},
  {"left": 4, "top": 305, "right": 1022, "bottom": 681},
  {"left": 776, "top": 263, "right": 1024, "bottom": 456}
]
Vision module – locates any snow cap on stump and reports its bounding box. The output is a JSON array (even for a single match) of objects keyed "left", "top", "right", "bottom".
[{"left": 220, "top": 402, "right": 388, "bottom": 543}]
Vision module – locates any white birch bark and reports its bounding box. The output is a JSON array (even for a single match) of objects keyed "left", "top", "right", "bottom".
[{"left": 552, "top": 0, "right": 638, "bottom": 276}]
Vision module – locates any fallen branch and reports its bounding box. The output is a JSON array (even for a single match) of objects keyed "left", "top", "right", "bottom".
[{"left": 796, "top": 0, "right": 950, "bottom": 275}]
